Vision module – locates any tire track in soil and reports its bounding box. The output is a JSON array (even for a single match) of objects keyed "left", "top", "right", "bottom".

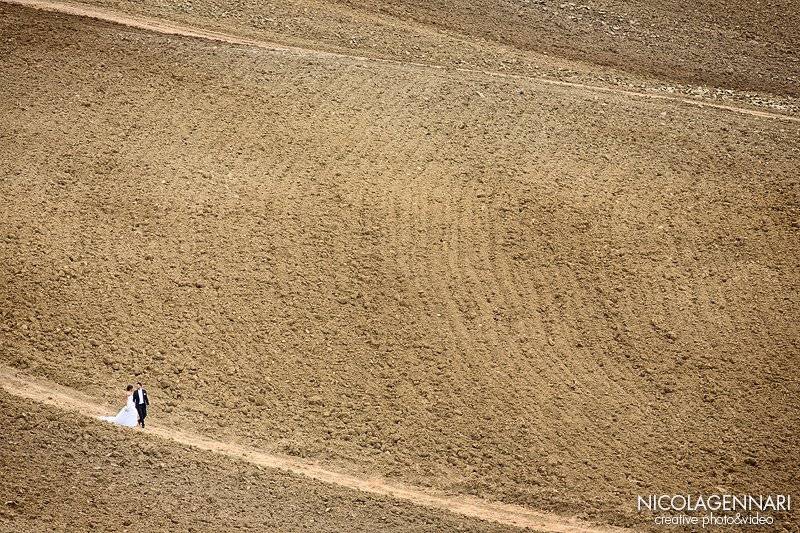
[
  {"left": 0, "top": 364, "right": 629, "bottom": 532},
  {"left": 448, "top": 171, "right": 577, "bottom": 477},
  {"left": 407, "top": 163, "right": 491, "bottom": 423},
  {"left": 447, "top": 173, "right": 528, "bottom": 417},
  {"left": 3, "top": 0, "right": 799, "bottom": 124},
  {"left": 484, "top": 200, "right": 610, "bottom": 451},
  {"left": 462, "top": 174, "right": 575, "bottom": 458}
]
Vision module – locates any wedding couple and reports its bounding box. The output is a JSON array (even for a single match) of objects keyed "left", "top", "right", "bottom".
[{"left": 100, "top": 382, "right": 150, "bottom": 428}]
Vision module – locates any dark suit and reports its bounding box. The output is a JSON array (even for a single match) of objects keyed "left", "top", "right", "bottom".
[{"left": 132, "top": 388, "right": 150, "bottom": 428}]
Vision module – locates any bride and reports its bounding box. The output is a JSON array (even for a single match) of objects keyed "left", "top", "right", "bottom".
[{"left": 99, "top": 384, "right": 139, "bottom": 428}]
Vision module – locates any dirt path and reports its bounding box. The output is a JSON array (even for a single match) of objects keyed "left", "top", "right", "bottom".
[
  {"left": 0, "top": 365, "right": 628, "bottom": 532},
  {"left": 3, "top": 0, "right": 798, "bottom": 123}
]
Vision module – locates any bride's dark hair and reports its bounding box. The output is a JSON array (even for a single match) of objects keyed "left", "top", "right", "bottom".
[{"left": 126, "top": 384, "right": 134, "bottom": 392}]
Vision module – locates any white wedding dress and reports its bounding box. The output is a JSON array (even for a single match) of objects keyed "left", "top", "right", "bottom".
[{"left": 100, "top": 392, "right": 139, "bottom": 427}]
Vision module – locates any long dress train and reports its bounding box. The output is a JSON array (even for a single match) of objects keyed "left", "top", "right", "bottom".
[{"left": 100, "top": 392, "right": 138, "bottom": 427}]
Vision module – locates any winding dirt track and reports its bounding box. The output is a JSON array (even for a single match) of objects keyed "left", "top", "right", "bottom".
[
  {"left": 0, "top": 365, "right": 627, "bottom": 532},
  {"left": 2, "top": 0, "right": 798, "bottom": 123}
]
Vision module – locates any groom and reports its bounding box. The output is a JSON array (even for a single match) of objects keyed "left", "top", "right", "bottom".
[{"left": 132, "top": 381, "right": 150, "bottom": 428}]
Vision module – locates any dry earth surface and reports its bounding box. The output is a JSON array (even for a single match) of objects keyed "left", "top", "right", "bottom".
[
  {"left": 0, "top": 390, "right": 526, "bottom": 532},
  {"left": 1, "top": 0, "right": 799, "bottom": 532},
  {"left": 333, "top": 0, "right": 800, "bottom": 98},
  {"left": 35, "top": 0, "right": 800, "bottom": 114},
  {"left": 0, "top": 364, "right": 627, "bottom": 532}
]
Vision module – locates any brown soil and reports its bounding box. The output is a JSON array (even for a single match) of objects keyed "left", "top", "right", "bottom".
[
  {"left": 1, "top": 1, "right": 799, "bottom": 531},
  {"left": 0, "top": 389, "right": 528, "bottom": 532},
  {"left": 333, "top": 0, "right": 800, "bottom": 98},
  {"left": 6, "top": 0, "right": 799, "bottom": 125},
  {"left": 32, "top": 0, "right": 800, "bottom": 114},
  {"left": 0, "top": 365, "right": 624, "bottom": 532}
]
